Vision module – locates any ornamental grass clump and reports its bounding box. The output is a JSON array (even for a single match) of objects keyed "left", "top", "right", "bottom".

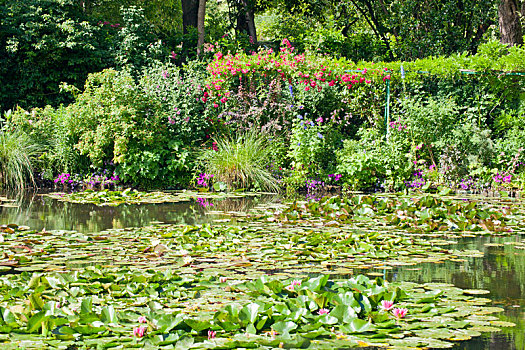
[
  {"left": 0, "top": 129, "right": 40, "bottom": 190},
  {"left": 200, "top": 132, "right": 279, "bottom": 192}
]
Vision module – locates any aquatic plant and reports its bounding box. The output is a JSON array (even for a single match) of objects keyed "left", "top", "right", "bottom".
[{"left": 45, "top": 188, "right": 258, "bottom": 206}]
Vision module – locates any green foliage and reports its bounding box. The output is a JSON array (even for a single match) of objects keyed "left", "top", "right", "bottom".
[
  {"left": 142, "top": 61, "right": 213, "bottom": 143},
  {"left": 288, "top": 117, "right": 341, "bottom": 174},
  {"left": 256, "top": 0, "right": 497, "bottom": 61},
  {"left": 399, "top": 97, "right": 457, "bottom": 150},
  {"left": 72, "top": 69, "right": 192, "bottom": 188},
  {"left": 7, "top": 106, "right": 85, "bottom": 179},
  {"left": 85, "top": 0, "right": 183, "bottom": 37},
  {"left": 0, "top": 0, "right": 115, "bottom": 111},
  {"left": 200, "top": 132, "right": 279, "bottom": 192},
  {"left": 0, "top": 129, "right": 40, "bottom": 190},
  {"left": 112, "top": 6, "right": 169, "bottom": 74},
  {"left": 336, "top": 128, "right": 412, "bottom": 191}
]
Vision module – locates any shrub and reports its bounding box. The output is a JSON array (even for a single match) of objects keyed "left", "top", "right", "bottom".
[
  {"left": 7, "top": 106, "right": 85, "bottom": 179},
  {"left": 71, "top": 69, "right": 195, "bottom": 188},
  {"left": 288, "top": 115, "right": 342, "bottom": 175},
  {"left": 336, "top": 127, "right": 412, "bottom": 191},
  {"left": 199, "top": 132, "right": 279, "bottom": 192},
  {"left": 141, "top": 60, "right": 214, "bottom": 143},
  {"left": 0, "top": 0, "right": 114, "bottom": 110}
]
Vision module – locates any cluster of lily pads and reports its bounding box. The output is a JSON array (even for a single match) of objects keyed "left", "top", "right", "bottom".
[
  {"left": 1, "top": 221, "right": 486, "bottom": 277},
  {"left": 44, "top": 189, "right": 258, "bottom": 207},
  {"left": 0, "top": 267, "right": 514, "bottom": 349},
  {"left": 0, "top": 191, "right": 521, "bottom": 348},
  {"left": 261, "top": 195, "right": 518, "bottom": 234}
]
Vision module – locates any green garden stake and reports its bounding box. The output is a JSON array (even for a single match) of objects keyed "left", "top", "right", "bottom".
[{"left": 384, "top": 78, "right": 391, "bottom": 139}]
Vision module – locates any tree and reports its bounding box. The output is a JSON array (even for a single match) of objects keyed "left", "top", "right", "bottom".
[
  {"left": 498, "top": 0, "right": 523, "bottom": 46},
  {"left": 227, "top": 0, "right": 257, "bottom": 43},
  {"left": 197, "top": 0, "right": 206, "bottom": 53},
  {"left": 182, "top": 0, "right": 199, "bottom": 34}
]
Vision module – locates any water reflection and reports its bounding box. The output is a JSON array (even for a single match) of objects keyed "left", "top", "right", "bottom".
[{"left": 0, "top": 191, "right": 280, "bottom": 233}]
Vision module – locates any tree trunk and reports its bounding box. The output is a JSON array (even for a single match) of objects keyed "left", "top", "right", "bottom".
[
  {"left": 197, "top": 0, "right": 206, "bottom": 54},
  {"left": 498, "top": 0, "right": 523, "bottom": 46},
  {"left": 245, "top": 4, "right": 257, "bottom": 43},
  {"left": 182, "top": 0, "right": 199, "bottom": 34},
  {"left": 234, "top": 0, "right": 257, "bottom": 43}
]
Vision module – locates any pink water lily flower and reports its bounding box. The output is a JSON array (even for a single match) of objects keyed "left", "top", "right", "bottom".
[
  {"left": 380, "top": 300, "right": 394, "bottom": 311},
  {"left": 318, "top": 308, "right": 330, "bottom": 315},
  {"left": 208, "top": 330, "right": 217, "bottom": 340},
  {"left": 133, "top": 326, "right": 146, "bottom": 338},
  {"left": 219, "top": 276, "right": 228, "bottom": 283},
  {"left": 392, "top": 307, "right": 408, "bottom": 318},
  {"left": 285, "top": 279, "right": 302, "bottom": 292},
  {"left": 138, "top": 316, "right": 147, "bottom": 323}
]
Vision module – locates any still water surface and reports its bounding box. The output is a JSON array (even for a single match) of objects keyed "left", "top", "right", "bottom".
[{"left": 0, "top": 192, "right": 523, "bottom": 349}]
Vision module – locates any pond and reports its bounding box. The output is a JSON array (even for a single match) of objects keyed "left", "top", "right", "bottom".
[{"left": 0, "top": 191, "right": 523, "bottom": 349}]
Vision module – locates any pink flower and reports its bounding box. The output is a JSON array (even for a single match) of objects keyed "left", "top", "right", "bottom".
[
  {"left": 317, "top": 308, "right": 330, "bottom": 315},
  {"left": 138, "top": 316, "right": 147, "bottom": 323},
  {"left": 392, "top": 308, "right": 408, "bottom": 318},
  {"left": 208, "top": 330, "right": 216, "bottom": 340},
  {"left": 219, "top": 276, "right": 227, "bottom": 283},
  {"left": 285, "top": 279, "right": 301, "bottom": 292},
  {"left": 171, "top": 51, "right": 177, "bottom": 60},
  {"left": 133, "top": 326, "right": 146, "bottom": 338},
  {"left": 316, "top": 117, "right": 323, "bottom": 123},
  {"left": 380, "top": 300, "right": 394, "bottom": 311}
]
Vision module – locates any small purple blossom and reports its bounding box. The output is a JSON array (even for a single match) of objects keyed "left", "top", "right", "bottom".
[{"left": 197, "top": 173, "right": 214, "bottom": 187}]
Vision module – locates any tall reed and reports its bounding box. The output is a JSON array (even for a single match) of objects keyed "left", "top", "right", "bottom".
[{"left": 0, "top": 130, "right": 40, "bottom": 190}]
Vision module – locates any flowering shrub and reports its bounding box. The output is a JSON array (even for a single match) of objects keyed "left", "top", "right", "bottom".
[
  {"left": 203, "top": 39, "right": 388, "bottom": 103},
  {"left": 202, "top": 39, "right": 390, "bottom": 132},
  {"left": 288, "top": 114, "right": 342, "bottom": 175}
]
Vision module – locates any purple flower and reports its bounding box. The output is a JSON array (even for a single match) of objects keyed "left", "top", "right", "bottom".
[{"left": 317, "top": 133, "right": 324, "bottom": 139}]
